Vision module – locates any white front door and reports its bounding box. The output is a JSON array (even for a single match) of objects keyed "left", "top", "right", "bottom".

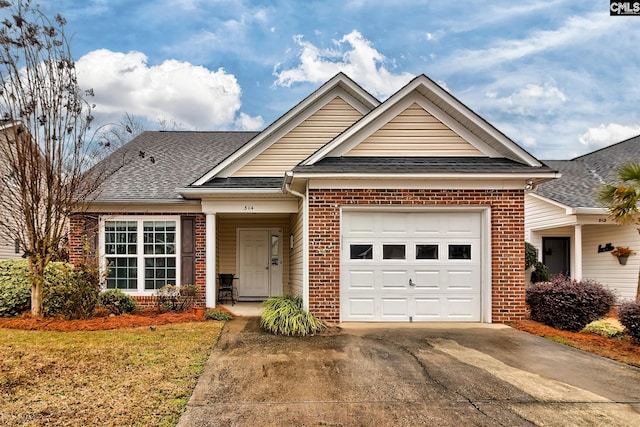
[{"left": 238, "top": 229, "right": 282, "bottom": 300}]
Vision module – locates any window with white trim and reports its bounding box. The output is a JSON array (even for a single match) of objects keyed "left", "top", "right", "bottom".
[{"left": 102, "top": 217, "right": 180, "bottom": 293}]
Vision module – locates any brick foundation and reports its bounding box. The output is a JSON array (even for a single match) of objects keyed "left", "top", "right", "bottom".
[{"left": 307, "top": 189, "right": 526, "bottom": 324}]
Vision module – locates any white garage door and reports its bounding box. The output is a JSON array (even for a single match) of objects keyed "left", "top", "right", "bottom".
[{"left": 341, "top": 211, "right": 482, "bottom": 322}]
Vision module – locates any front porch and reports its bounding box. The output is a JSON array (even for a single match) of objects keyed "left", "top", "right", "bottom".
[{"left": 205, "top": 210, "right": 303, "bottom": 308}]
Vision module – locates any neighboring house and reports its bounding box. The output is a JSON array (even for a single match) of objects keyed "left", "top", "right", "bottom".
[
  {"left": 525, "top": 135, "right": 640, "bottom": 301},
  {"left": 70, "top": 73, "right": 557, "bottom": 323},
  {"left": 0, "top": 121, "right": 25, "bottom": 260}
]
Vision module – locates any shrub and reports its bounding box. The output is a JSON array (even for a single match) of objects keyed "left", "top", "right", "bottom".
[
  {"left": 99, "top": 289, "right": 137, "bottom": 315},
  {"left": 583, "top": 319, "right": 623, "bottom": 338},
  {"left": 619, "top": 301, "right": 640, "bottom": 341},
  {"left": 0, "top": 259, "right": 101, "bottom": 319},
  {"left": 530, "top": 261, "right": 550, "bottom": 284},
  {"left": 44, "top": 259, "right": 101, "bottom": 320},
  {"left": 0, "top": 259, "right": 32, "bottom": 317},
  {"left": 260, "top": 295, "right": 327, "bottom": 336},
  {"left": 204, "top": 309, "right": 233, "bottom": 321},
  {"left": 525, "top": 275, "right": 616, "bottom": 332},
  {"left": 525, "top": 242, "right": 538, "bottom": 270},
  {"left": 156, "top": 284, "right": 198, "bottom": 312}
]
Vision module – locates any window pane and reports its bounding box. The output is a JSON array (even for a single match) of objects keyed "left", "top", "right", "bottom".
[
  {"left": 106, "top": 257, "right": 137, "bottom": 289},
  {"left": 416, "top": 244, "right": 438, "bottom": 260},
  {"left": 449, "top": 244, "right": 471, "bottom": 260},
  {"left": 350, "top": 244, "right": 373, "bottom": 260},
  {"left": 144, "top": 257, "right": 177, "bottom": 290},
  {"left": 143, "top": 221, "right": 177, "bottom": 255},
  {"left": 383, "top": 245, "right": 405, "bottom": 260},
  {"left": 105, "top": 221, "right": 137, "bottom": 255}
]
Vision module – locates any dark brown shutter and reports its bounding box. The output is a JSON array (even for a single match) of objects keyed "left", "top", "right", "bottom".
[
  {"left": 84, "top": 215, "right": 99, "bottom": 257},
  {"left": 181, "top": 215, "right": 196, "bottom": 285}
]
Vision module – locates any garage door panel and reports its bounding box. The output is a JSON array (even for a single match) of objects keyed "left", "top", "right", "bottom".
[
  {"left": 381, "top": 214, "right": 408, "bottom": 234},
  {"left": 346, "top": 298, "right": 376, "bottom": 318},
  {"left": 380, "top": 298, "right": 409, "bottom": 319},
  {"left": 445, "top": 215, "right": 481, "bottom": 236},
  {"left": 381, "top": 270, "right": 408, "bottom": 288},
  {"left": 414, "top": 270, "right": 441, "bottom": 289},
  {"left": 413, "top": 215, "right": 442, "bottom": 235},
  {"left": 414, "top": 298, "right": 442, "bottom": 319},
  {"left": 446, "top": 269, "right": 479, "bottom": 290},
  {"left": 446, "top": 297, "right": 480, "bottom": 319},
  {"left": 348, "top": 270, "right": 376, "bottom": 289},
  {"left": 344, "top": 213, "right": 376, "bottom": 234}
]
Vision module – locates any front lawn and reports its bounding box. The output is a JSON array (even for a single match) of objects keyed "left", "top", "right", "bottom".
[{"left": 0, "top": 321, "right": 224, "bottom": 426}]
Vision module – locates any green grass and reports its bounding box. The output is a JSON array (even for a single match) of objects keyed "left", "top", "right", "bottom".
[{"left": 0, "top": 322, "right": 224, "bottom": 426}]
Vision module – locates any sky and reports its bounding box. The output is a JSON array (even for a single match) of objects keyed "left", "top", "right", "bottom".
[{"left": 30, "top": 0, "right": 640, "bottom": 160}]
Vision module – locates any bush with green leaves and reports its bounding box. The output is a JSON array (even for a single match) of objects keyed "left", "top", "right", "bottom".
[
  {"left": 43, "top": 258, "right": 101, "bottom": 320},
  {"left": 204, "top": 309, "right": 233, "bottom": 321},
  {"left": 0, "top": 259, "right": 32, "bottom": 317},
  {"left": 583, "top": 319, "right": 623, "bottom": 338},
  {"left": 260, "top": 295, "right": 327, "bottom": 336},
  {"left": 99, "top": 289, "right": 137, "bottom": 315},
  {"left": 0, "top": 258, "right": 101, "bottom": 319},
  {"left": 525, "top": 242, "right": 538, "bottom": 270},
  {"left": 530, "top": 261, "right": 550, "bottom": 284},
  {"left": 525, "top": 275, "right": 616, "bottom": 332},
  {"left": 619, "top": 300, "right": 640, "bottom": 341},
  {"left": 156, "top": 284, "right": 198, "bottom": 312}
]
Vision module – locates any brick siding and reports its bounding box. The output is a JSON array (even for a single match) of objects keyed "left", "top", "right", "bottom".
[
  {"left": 307, "top": 189, "right": 526, "bottom": 323},
  {"left": 69, "top": 212, "right": 208, "bottom": 309}
]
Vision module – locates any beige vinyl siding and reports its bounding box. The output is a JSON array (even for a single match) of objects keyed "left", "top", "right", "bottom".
[
  {"left": 524, "top": 195, "right": 574, "bottom": 242},
  {"left": 582, "top": 224, "right": 640, "bottom": 301},
  {"left": 345, "top": 103, "right": 483, "bottom": 157},
  {"left": 216, "top": 215, "right": 290, "bottom": 290},
  {"left": 0, "top": 233, "right": 18, "bottom": 260},
  {"left": 232, "top": 97, "right": 363, "bottom": 177},
  {"left": 288, "top": 198, "right": 304, "bottom": 296}
]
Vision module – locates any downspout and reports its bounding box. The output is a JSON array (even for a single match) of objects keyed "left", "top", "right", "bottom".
[
  {"left": 282, "top": 171, "right": 309, "bottom": 310},
  {"left": 283, "top": 171, "right": 305, "bottom": 199}
]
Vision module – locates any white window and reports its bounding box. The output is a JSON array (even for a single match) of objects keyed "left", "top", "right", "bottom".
[{"left": 101, "top": 216, "right": 180, "bottom": 294}]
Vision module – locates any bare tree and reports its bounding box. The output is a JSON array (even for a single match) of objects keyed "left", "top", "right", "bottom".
[
  {"left": 0, "top": 0, "right": 103, "bottom": 316},
  {"left": 94, "top": 112, "right": 145, "bottom": 153}
]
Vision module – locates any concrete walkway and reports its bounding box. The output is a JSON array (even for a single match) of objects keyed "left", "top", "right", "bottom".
[{"left": 179, "top": 318, "right": 640, "bottom": 426}]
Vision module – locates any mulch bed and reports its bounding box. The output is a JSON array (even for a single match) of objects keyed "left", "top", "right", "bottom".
[
  {"left": 0, "top": 306, "right": 236, "bottom": 332},
  {"left": 511, "top": 319, "right": 640, "bottom": 367}
]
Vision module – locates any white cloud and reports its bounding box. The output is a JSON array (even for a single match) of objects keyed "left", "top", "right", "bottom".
[
  {"left": 76, "top": 49, "right": 262, "bottom": 130},
  {"left": 273, "top": 30, "right": 414, "bottom": 99},
  {"left": 442, "top": 13, "right": 617, "bottom": 72},
  {"left": 234, "top": 112, "right": 264, "bottom": 131},
  {"left": 488, "top": 83, "right": 567, "bottom": 116},
  {"left": 579, "top": 123, "right": 640, "bottom": 150}
]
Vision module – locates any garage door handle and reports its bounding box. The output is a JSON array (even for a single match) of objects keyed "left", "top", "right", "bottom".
[{"left": 409, "top": 278, "right": 415, "bottom": 287}]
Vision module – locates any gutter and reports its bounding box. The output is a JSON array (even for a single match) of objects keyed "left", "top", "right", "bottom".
[{"left": 282, "top": 171, "right": 305, "bottom": 199}]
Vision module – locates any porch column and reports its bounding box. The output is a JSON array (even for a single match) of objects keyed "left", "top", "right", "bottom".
[
  {"left": 574, "top": 224, "right": 583, "bottom": 280},
  {"left": 206, "top": 213, "right": 217, "bottom": 307}
]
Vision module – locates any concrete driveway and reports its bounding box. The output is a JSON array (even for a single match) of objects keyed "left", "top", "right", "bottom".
[{"left": 179, "top": 318, "right": 640, "bottom": 426}]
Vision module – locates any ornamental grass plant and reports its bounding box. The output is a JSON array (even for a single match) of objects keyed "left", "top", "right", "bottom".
[{"left": 260, "top": 295, "right": 327, "bottom": 336}]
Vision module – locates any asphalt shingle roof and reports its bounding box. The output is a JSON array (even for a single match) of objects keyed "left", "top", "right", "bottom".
[
  {"left": 95, "top": 131, "right": 257, "bottom": 201},
  {"left": 293, "top": 156, "right": 554, "bottom": 174},
  {"left": 199, "top": 177, "right": 284, "bottom": 189},
  {"left": 534, "top": 135, "right": 640, "bottom": 208}
]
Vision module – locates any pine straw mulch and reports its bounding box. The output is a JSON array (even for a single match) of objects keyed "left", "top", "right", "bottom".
[
  {"left": 0, "top": 306, "right": 236, "bottom": 332},
  {"left": 511, "top": 319, "right": 640, "bottom": 368}
]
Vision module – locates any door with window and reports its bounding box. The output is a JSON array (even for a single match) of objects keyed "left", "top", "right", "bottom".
[
  {"left": 341, "top": 211, "right": 481, "bottom": 322},
  {"left": 543, "top": 237, "right": 570, "bottom": 276},
  {"left": 237, "top": 228, "right": 282, "bottom": 300}
]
